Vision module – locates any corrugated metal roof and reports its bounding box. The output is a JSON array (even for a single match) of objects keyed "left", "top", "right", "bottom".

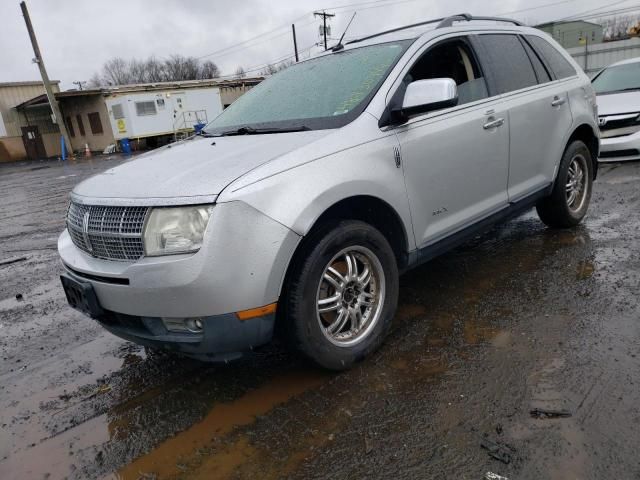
[
  {"left": 14, "top": 77, "right": 263, "bottom": 109},
  {"left": 0, "top": 80, "right": 60, "bottom": 88}
]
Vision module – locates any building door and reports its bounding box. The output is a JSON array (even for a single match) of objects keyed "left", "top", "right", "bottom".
[{"left": 21, "top": 126, "right": 47, "bottom": 160}]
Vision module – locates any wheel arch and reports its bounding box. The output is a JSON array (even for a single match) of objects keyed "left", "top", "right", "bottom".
[
  {"left": 275, "top": 195, "right": 408, "bottom": 340},
  {"left": 567, "top": 123, "right": 599, "bottom": 179},
  {"left": 278, "top": 194, "right": 410, "bottom": 297}
]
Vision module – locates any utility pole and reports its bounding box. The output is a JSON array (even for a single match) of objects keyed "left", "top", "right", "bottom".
[
  {"left": 20, "top": 1, "right": 73, "bottom": 158},
  {"left": 72, "top": 80, "right": 86, "bottom": 90},
  {"left": 292, "top": 24, "right": 299, "bottom": 62},
  {"left": 314, "top": 11, "right": 335, "bottom": 50}
]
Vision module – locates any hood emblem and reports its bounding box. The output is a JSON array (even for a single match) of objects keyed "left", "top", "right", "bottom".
[{"left": 598, "top": 117, "right": 607, "bottom": 127}]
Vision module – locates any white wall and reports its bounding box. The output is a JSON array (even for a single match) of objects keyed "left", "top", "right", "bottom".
[{"left": 104, "top": 87, "right": 222, "bottom": 140}]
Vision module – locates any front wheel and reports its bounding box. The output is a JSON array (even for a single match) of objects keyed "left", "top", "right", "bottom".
[
  {"left": 536, "top": 140, "right": 593, "bottom": 228},
  {"left": 282, "top": 220, "right": 399, "bottom": 370}
]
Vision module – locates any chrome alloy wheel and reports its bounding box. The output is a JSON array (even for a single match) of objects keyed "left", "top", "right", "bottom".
[
  {"left": 316, "top": 246, "right": 385, "bottom": 347},
  {"left": 566, "top": 154, "right": 588, "bottom": 212}
]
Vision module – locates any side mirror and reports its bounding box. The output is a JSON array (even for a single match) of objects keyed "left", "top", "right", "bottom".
[{"left": 392, "top": 78, "right": 458, "bottom": 124}]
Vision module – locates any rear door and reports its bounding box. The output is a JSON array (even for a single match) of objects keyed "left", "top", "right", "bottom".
[
  {"left": 392, "top": 36, "right": 510, "bottom": 248},
  {"left": 475, "top": 33, "right": 574, "bottom": 202}
]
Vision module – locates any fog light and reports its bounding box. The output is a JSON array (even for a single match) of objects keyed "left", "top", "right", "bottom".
[{"left": 162, "top": 317, "right": 204, "bottom": 333}]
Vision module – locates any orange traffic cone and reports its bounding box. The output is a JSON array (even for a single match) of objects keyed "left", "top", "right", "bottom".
[{"left": 84, "top": 143, "right": 92, "bottom": 158}]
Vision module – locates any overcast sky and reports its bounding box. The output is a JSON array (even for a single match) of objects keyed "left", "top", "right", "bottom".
[{"left": 0, "top": 0, "right": 615, "bottom": 89}]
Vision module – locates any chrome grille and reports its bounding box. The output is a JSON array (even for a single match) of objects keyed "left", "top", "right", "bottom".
[{"left": 66, "top": 202, "right": 148, "bottom": 261}]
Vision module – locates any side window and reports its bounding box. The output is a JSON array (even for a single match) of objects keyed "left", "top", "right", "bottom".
[
  {"left": 477, "top": 34, "right": 538, "bottom": 94},
  {"left": 135, "top": 101, "right": 157, "bottom": 116},
  {"left": 405, "top": 38, "right": 488, "bottom": 106},
  {"left": 526, "top": 35, "right": 577, "bottom": 79},
  {"left": 521, "top": 37, "right": 551, "bottom": 84}
]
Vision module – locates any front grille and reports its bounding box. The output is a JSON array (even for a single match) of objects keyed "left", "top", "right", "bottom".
[
  {"left": 66, "top": 202, "right": 148, "bottom": 261},
  {"left": 599, "top": 113, "right": 639, "bottom": 131},
  {"left": 599, "top": 149, "right": 640, "bottom": 158}
]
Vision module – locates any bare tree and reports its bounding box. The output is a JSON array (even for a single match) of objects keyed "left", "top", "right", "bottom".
[
  {"left": 260, "top": 64, "right": 278, "bottom": 76},
  {"left": 102, "top": 57, "right": 132, "bottom": 85},
  {"left": 259, "top": 59, "right": 293, "bottom": 76},
  {"left": 235, "top": 66, "right": 246, "bottom": 78},
  {"left": 92, "top": 55, "right": 221, "bottom": 85},
  {"left": 597, "top": 14, "right": 640, "bottom": 40},
  {"left": 87, "top": 72, "right": 103, "bottom": 88},
  {"left": 199, "top": 60, "right": 220, "bottom": 79},
  {"left": 128, "top": 58, "right": 148, "bottom": 83},
  {"left": 164, "top": 54, "right": 200, "bottom": 81},
  {"left": 145, "top": 56, "right": 166, "bottom": 83}
]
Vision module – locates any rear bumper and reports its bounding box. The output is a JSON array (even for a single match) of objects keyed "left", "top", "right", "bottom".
[{"left": 599, "top": 131, "right": 640, "bottom": 162}]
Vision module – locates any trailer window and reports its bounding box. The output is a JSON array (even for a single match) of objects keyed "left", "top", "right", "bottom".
[
  {"left": 112, "top": 104, "right": 124, "bottom": 119},
  {"left": 135, "top": 101, "right": 157, "bottom": 116}
]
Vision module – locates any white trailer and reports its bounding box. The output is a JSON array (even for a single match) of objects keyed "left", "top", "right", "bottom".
[{"left": 105, "top": 87, "right": 223, "bottom": 140}]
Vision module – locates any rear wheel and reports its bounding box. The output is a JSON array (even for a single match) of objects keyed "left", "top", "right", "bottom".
[
  {"left": 282, "top": 220, "right": 399, "bottom": 370},
  {"left": 537, "top": 140, "right": 593, "bottom": 228}
]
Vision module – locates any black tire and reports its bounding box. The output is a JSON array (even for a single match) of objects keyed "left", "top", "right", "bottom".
[
  {"left": 536, "top": 140, "right": 593, "bottom": 228},
  {"left": 281, "top": 220, "right": 399, "bottom": 370}
]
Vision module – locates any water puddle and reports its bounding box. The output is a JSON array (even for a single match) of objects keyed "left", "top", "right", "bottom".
[{"left": 112, "top": 369, "right": 328, "bottom": 479}]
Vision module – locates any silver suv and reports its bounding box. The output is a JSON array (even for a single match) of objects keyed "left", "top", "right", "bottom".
[{"left": 58, "top": 14, "right": 599, "bottom": 370}]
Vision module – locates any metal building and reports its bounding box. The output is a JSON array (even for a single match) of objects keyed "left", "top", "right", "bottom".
[
  {"left": 0, "top": 80, "right": 61, "bottom": 163},
  {"left": 536, "top": 20, "right": 604, "bottom": 49},
  {"left": 13, "top": 78, "right": 262, "bottom": 159}
]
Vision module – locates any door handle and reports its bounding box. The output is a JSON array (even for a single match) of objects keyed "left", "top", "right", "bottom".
[
  {"left": 483, "top": 117, "right": 504, "bottom": 130},
  {"left": 551, "top": 96, "right": 566, "bottom": 107}
]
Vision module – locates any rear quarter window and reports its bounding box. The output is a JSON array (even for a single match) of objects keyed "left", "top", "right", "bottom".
[
  {"left": 521, "top": 37, "right": 552, "bottom": 84},
  {"left": 477, "top": 34, "right": 538, "bottom": 94},
  {"left": 526, "top": 35, "right": 577, "bottom": 79}
]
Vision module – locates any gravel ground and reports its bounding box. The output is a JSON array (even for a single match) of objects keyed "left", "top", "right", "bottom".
[{"left": 0, "top": 156, "right": 639, "bottom": 480}]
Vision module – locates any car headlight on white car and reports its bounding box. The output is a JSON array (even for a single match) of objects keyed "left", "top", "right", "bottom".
[{"left": 143, "top": 205, "right": 213, "bottom": 256}]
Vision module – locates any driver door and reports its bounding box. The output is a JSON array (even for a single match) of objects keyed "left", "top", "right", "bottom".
[{"left": 392, "top": 36, "right": 510, "bottom": 248}]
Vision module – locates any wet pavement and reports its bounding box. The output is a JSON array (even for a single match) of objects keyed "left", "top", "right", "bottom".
[{"left": 1, "top": 156, "right": 639, "bottom": 480}]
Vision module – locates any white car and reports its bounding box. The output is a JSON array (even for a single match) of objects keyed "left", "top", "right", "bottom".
[{"left": 593, "top": 57, "right": 640, "bottom": 161}]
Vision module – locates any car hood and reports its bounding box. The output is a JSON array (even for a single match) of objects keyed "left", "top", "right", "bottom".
[
  {"left": 72, "top": 131, "right": 331, "bottom": 203},
  {"left": 596, "top": 90, "right": 640, "bottom": 116}
]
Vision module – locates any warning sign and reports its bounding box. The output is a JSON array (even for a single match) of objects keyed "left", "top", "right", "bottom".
[{"left": 117, "top": 119, "right": 127, "bottom": 134}]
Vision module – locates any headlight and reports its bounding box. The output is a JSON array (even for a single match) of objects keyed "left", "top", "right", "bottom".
[{"left": 143, "top": 205, "right": 213, "bottom": 256}]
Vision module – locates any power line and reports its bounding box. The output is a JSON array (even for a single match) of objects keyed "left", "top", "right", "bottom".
[
  {"left": 195, "top": 0, "right": 436, "bottom": 61},
  {"left": 557, "top": 0, "right": 636, "bottom": 21},
  {"left": 200, "top": 0, "right": 626, "bottom": 80},
  {"left": 568, "top": 4, "right": 640, "bottom": 21}
]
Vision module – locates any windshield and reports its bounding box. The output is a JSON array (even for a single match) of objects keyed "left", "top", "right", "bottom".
[
  {"left": 592, "top": 62, "right": 640, "bottom": 94},
  {"left": 203, "top": 40, "right": 411, "bottom": 135}
]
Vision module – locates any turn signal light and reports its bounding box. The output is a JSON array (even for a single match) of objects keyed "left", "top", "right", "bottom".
[{"left": 236, "top": 303, "right": 277, "bottom": 321}]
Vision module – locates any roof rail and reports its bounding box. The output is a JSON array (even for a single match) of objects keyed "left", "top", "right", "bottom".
[
  {"left": 346, "top": 13, "right": 524, "bottom": 46},
  {"left": 437, "top": 13, "right": 524, "bottom": 28}
]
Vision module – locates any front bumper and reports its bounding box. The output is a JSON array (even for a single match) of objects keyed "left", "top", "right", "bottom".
[
  {"left": 58, "top": 200, "right": 301, "bottom": 356},
  {"left": 99, "top": 304, "right": 274, "bottom": 362},
  {"left": 599, "top": 130, "right": 640, "bottom": 162}
]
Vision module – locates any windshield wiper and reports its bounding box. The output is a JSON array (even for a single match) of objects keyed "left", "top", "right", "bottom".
[{"left": 213, "top": 125, "right": 311, "bottom": 137}]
